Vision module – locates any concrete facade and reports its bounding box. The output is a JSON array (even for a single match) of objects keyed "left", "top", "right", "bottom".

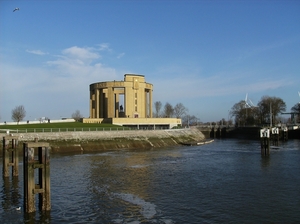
[
  {"left": 88, "top": 74, "right": 182, "bottom": 128},
  {"left": 90, "top": 74, "right": 153, "bottom": 119},
  {"left": 82, "top": 117, "right": 182, "bottom": 129}
]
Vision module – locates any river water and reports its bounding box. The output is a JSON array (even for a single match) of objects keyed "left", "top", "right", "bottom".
[{"left": 1, "top": 139, "right": 300, "bottom": 223}]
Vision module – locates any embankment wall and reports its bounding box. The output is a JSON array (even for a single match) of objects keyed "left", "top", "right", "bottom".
[{"left": 1, "top": 128, "right": 205, "bottom": 154}]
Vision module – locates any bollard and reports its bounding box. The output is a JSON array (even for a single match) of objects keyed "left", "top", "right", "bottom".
[
  {"left": 271, "top": 127, "right": 279, "bottom": 146},
  {"left": 282, "top": 127, "right": 288, "bottom": 141},
  {"left": 2, "top": 136, "right": 19, "bottom": 177},
  {"left": 23, "top": 141, "right": 51, "bottom": 213},
  {"left": 260, "top": 128, "right": 270, "bottom": 156}
]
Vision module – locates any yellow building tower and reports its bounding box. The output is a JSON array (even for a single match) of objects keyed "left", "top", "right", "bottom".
[{"left": 89, "top": 74, "right": 153, "bottom": 119}]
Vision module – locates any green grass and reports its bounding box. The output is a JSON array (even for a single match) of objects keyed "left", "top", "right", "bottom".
[{"left": 0, "top": 122, "right": 130, "bottom": 133}]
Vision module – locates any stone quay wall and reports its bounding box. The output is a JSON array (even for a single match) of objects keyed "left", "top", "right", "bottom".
[{"left": 1, "top": 128, "right": 205, "bottom": 154}]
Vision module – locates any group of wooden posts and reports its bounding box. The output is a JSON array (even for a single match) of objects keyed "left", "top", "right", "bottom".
[
  {"left": 2, "top": 135, "right": 51, "bottom": 213},
  {"left": 260, "top": 127, "right": 288, "bottom": 156}
]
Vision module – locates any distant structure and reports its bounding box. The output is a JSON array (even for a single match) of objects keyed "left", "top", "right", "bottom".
[
  {"left": 89, "top": 74, "right": 153, "bottom": 119},
  {"left": 244, "top": 93, "right": 256, "bottom": 108},
  {"left": 83, "top": 74, "right": 181, "bottom": 129}
]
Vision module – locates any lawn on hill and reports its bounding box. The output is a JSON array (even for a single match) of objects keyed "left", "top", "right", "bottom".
[{"left": 0, "top": 122, "right": 130, "bottom": 133}]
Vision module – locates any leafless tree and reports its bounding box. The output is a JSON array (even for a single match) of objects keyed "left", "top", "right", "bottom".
[
  {"left": 154, "top": 101, "right": 162, "bottom": 118},
  {"left": 182, "top": 114, "right": 199, "bottom": 126},
  {"left": 258, "top": 96, "right": 286, "bottom": 124},
  {"left": 291, "top": 102, "right": 300, "bottom": 123},
  {"left": 173, "top": 103, "right": 188, "bottom": 118},
  {"left": 72, "top": 110, "right": 82, "bottom": 122},
  {"left": 230, "top": 100, "right": 259, "bottom": 126},
  {"left": 11, "top": 105, "right": 26, "bottom": 124},
  {"left": 163, "top": 102, "right": 174, "bottom": 118}
]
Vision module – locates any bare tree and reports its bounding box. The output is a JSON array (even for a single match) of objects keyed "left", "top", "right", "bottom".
[
  {"left": 257, "top": 96, "right": 286, "bottom": 124},
  {"left": 291, "top": 103, "right": 300, "bottom": 123},
  {"left": 11, "top": 105, "right": 26, "bottom": 124},
  {"left": 173, "top": 103, "right": 188, "bottom": 118},
  {"left": 72, "top": 110, "right": 82, "bottom": 122},
  {"left": 154, "top": 101, "right": 162, "bottom": 118},
  {"left": 163, "top": 102, "right": 174, "bottom": 118},
  {"left": 182, "top": 114, "right": 199, "bottom": 126},
  {"left": 230, "top": 100, "right": 260, "bottom": 126}
]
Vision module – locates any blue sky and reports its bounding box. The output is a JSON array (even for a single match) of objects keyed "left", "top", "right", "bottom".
[{"left": 0, "top": 0, "right": 299, "bottom": 122}]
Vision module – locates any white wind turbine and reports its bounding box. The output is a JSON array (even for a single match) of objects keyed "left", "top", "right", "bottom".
[
  {"left": 244, "top": 94, "right": 257, "bottom": 124},
  {"left": 244, "top": 93, "right": 256, "bottom": 108}
]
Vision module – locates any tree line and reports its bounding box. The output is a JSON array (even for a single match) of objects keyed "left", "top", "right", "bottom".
[
  {"left": 230, "top": 95, "right": 300, "bottom": 126},
  {"left": 153, "top": 101, "right": 199, "bottom": 126},
  {"left": 4, "top": 95, "right": 299, "bottom": 126}
]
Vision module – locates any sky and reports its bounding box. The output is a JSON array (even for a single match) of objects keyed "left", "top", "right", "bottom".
[{"left": 0, "top": 0, "right": 299, "bottom": 123}]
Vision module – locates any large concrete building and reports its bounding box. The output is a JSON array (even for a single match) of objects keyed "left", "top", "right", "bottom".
[
  {"left": 89, "top": 74, "right": 153, "bottom": 119},
  {"left": 83, "top": 74, "right": 181, "bottom": 129}
]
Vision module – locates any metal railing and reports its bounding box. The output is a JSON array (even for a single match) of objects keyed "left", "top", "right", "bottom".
[{"left": 0, "top": 126, "right": 173, "bottom": 133}]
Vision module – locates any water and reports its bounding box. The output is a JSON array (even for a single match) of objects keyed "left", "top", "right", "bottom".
[{"left": 1, "top": 139, "right": 300, "bottom": 223}]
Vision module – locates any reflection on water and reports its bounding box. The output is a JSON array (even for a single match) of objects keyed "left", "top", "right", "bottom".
[
  {"left": 0, "top": 139, "right": 300, "bottom": 223},
  {"left": 260, "top": 156, "right": 271, "bottom": 168},
  {"left": 1, "top": 176, "right": 21, "bottom": 211}
]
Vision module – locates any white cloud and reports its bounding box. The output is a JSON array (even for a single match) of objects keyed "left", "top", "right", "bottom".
[
  {"left": 26, "top": 49, "right": 48, "bottom": 55},
  {"left": 46, "top": 46, "right": 118, "bottom": 90},
  {"left": 97, "top": 43, "right": 112, "bottom": 52},
  {"left": 0, "top": 45, "right": 120, "bottom": 121},
  {"left": 117, "top": 52, "right": 125, "bottom": 59},
  {"left": 62, "top": 46, "right": 100, "bottom": 61}
]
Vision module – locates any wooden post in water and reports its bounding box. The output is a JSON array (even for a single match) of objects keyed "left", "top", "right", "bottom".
[
  {"left": 282, "top": 127, "right": 288, "bottom": 141},
  {"left": 210, "top": 127, "right": 216, "bottom": 139},
  {"left": 23, "top": 140, "right": 51, "bottom": 213},
  {"left": 271, "top": 127, "right": 279, "bottom": 146},
  {"left": 260, "top": 128, "right": 270, "bottom": 156},
  {"left": 2, "top": 135, "right": 19, "bottom": 177}
]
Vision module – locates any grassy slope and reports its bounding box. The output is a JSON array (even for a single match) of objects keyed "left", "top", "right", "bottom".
[{"left": 0, "top": 122, "right": 129, "bottom": 132}]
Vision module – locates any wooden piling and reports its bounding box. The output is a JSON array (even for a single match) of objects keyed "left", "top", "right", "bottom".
[
  {"left": 210, "top": 127, "right": 217, "bottom": 139},
  {"left": 282, "top": 127, "right": 288, "bottom": 141},
  {"left": 271, "top": 127, "right": 279, "bottom": 146},
  {"left": 260, "top": 128, "right": 270, "bottom": 156},
  {"left": 2, "top": 135, "right": 19, "bottom": 177},
  {"left": 23, "top": 141, "right": 51, "bottom": 213}
]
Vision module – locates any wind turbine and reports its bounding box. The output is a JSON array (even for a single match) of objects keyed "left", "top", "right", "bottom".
[
  {"left": 244, "top": 94, "right": 256, "bottom": 108},
  {"left": 244, "top": 94, "right": 257, "bottom": 124},
  {"left": 244, "top": 94, "right": 250, "bottom": 108}
]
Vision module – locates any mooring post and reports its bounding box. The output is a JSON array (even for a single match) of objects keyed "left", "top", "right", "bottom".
[
  {"left": 23, "top": 141, "right": 51, "bottom": 213},
  {"left": 271, "top": 127, "right": 279, "bottom": 146},
  {"left": 210, "top": 127, "right": 216, "bottom": 139},
  {"left": 282, "top": 127, "right": 288, "bottom": 141},
  {"left": 2, "top": 135, "right": 19, "bottom": 177},
  {"left": 260, "top": 128, "right": 270, "bottom": 156},
  {"left": 38, "top": 146, "right": 51, "bottom": 211}
]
